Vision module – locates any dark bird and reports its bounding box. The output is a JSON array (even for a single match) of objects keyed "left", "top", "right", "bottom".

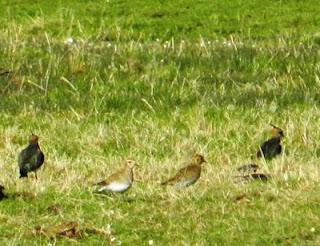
[
  {"left": 18, "top": 134, "right": 45, "bottom": 179},
  {"left": 257, "top": 124, "right": 284, "bottom": 160},
  {"left": 161, "top": 154, "right": 207, "bottom": 189},
  {"left": 0, "top": 185, "right": 8, "bottom": 200}
]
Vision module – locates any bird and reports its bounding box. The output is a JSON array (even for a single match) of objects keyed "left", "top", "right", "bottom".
[
  {"left": 234, "top": 173, "right": 271, "bottom": 182},
  {"left": 0, "top": 185, "right": 8, "bottom": 200},
  {"left": 236, "top": 163, "right": 259, "bottom": 174},
  {"left": 161, "top": 154, "right": 207, "bottom": 189},
  {"left": 257, "top": 124, "right": 284, "bottom": 160},
  {"left": 18, "top": 134, "right": 45, "bottom": 179},
  {"left": 94, "top": 160, "right": 137, "bottom": 194}
]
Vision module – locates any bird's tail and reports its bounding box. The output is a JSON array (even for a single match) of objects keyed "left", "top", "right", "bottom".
[
  {"left": 93, "top": 186, "right": 111, "bottom": 194},
  {"left": 93, "top": 189, "right": 103, "bottom": 194},
  {"left": 161, "top": 178, "right": 173, "bottom": 186},
  {"left": 92, "top": 180, "right": 108, "bottom": 193}
]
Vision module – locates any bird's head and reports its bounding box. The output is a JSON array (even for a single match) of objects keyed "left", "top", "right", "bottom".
[
  {"left": 125, "top": 159, "right": 138, "bottom": 169},
  {"left": 29, "top": 134, "right": 39, "bottom": 144},
  {"left": 270, "top": 124, "right": 284, "bottom": 138},
  {"left": 192, "top": 154, "right": 207, "bottom": 165},
  {"left": 0, "top": 185, "right": 4, "bottom": 191}
]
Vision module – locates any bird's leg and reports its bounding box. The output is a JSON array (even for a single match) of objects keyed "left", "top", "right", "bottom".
[{"left": 35, "top": 171, "right": 38, "bottom": 180}]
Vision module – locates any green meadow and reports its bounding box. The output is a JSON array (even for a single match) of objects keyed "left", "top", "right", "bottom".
[{"left": 1, "top": 0, "right": 320, "bottom": 244}]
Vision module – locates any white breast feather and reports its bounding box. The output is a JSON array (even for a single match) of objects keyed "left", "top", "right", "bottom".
[
  {"left": 174, "top": 178, "right": 197, "bottom": 189},
  {"left": 101, "top": 182, "right": 131, "bottom": 193}
]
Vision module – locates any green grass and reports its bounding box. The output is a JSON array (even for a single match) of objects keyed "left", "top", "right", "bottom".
[{"left": 1, "top": 0, "right": 320, "bottom": 244}]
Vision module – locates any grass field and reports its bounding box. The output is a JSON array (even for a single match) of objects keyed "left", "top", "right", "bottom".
[{"left": 1, "top": 0, "right": 320, "bottom": 245}]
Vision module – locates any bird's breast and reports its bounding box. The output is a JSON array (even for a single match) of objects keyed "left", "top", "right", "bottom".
[
  {"left": 106, "top": 181, "right": 131, "bottom": 192},
  {"left": 174, "top": 178, "right": 197, "bottom": 189}
]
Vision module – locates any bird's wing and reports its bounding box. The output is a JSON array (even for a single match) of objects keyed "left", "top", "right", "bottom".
[
  {"left": 27, "top": 149, "right": 44, "bottom": 171},
  {"left": 18, "top": 148, "right": 33, "bottom": 168},
  {"left": 36, "top": 150, "right": 45, "bottom": 166},
  {"left": 95, "top": 167, "right": 125, "bottom": 186},
  {"left": 257, "top": 137, "right": 277, "bottom": 157},
  {"left": 261, "top": 137, "right": 282, "bottom": 158},
  {"left": 162, "top": 165, "right": 200, "bottom": 185},
  {"left": 263, "top": 137, "right": 280, "bottom": 150}
]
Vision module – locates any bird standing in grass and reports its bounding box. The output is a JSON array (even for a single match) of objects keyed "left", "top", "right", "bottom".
[
  {"left": 161, "top": 154, "right": 207, "bottom": 189},
  {"left": 94, "top": 160, "right": 137, "bottom": 194},
  {"left": 18, "top": 134, "right": 45, "bottom": 179},
  {"left": 257, "top": 124, "right": 284, "bottom": 160}
]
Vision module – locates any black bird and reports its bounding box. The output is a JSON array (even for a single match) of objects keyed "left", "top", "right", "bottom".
[
  {"left": 18, "top": 134, "right": 45, "bottom": 179},
  {"left": 0, "top": 185, "right": 8, "bottom": 200},
  {"left": 257, "top": 124, "right": 284, "bottom": 160}
]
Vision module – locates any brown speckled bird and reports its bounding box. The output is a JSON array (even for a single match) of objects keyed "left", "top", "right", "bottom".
[
  {"left": 257, "top": 124, "right": 284, "bottom": 160},
  {"left": 233, "top": 173, "right": 271, "bottom": 183},
  {"left": 237, "top": 164, "right": 259, "bottom": 174},
  {"left": 18, "top": 134, "right": 45, "bottom": 179},
  {"left": 161, "top": 154, "right": 207, "bottom": 189},
  {"left": 95, "top": 160, "right": 137, "bottom": 193}
]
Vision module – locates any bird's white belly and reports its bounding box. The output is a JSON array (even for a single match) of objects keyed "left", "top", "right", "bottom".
[
  {"left": 175, "top": 179, "right": 196, "bottom": 189},
  {"left": 106, "top": 182, "right": 131, "bottom": 192}
]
